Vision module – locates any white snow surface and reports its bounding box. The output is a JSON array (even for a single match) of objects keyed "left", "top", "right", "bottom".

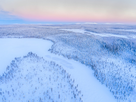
[
  {"left": 0, "top": 38, "right": 116, "bottom": 102},
  {"left": 0, "top": 38, "right": 53, "bottom": 75},
  {"left": 116, "top": 29, "right": 136, "bottom": 32},
  {"left": 61, "top": 29, "right": 87, "bottom": 34},
  {"left": 61, "top": 29, "right": 129, "bottom": 39}
]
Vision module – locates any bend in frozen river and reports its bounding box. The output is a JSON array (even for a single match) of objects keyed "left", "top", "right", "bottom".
[{"left": 0, "top": 38, "right": 116, "bottom": 102}]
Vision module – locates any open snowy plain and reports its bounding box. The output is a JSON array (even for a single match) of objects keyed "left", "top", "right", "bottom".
[{"left": 0, "top": 24, "right": 136, "bottom": 102}]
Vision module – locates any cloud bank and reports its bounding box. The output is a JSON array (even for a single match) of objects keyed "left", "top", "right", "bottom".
[{"left": 0, "top": 0, "right": 136, "bottom": 22}]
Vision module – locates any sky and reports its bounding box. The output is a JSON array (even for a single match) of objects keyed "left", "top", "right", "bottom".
[{"left": 0, "top": 0, "right": 136, "bottom": 24}]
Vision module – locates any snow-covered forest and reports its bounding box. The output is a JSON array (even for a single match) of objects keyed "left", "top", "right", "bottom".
[{"left": 0, "top": 24, "right": 136, "bottom": 102}]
